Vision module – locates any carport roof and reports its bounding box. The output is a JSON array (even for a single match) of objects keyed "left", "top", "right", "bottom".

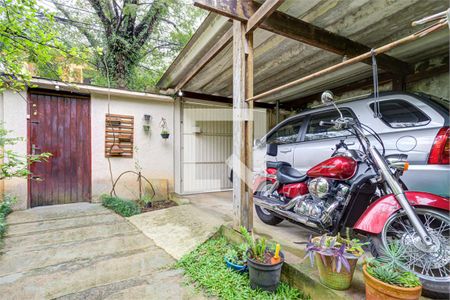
[{"left": 157, "top": 0, "right": 449, "bottom": 107}]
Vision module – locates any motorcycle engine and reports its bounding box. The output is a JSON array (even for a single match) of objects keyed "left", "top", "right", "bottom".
[{"left": 294, "top": 177, "right": 350, "bottom": 227}]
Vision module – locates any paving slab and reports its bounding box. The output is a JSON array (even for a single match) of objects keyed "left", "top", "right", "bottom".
[
  {"left": 1, "top": 222, "right": 137, "bottom": 252},
  {"left": 128, "top": 204, "right": 226, "bottom": 260},
  {"left": 6, "top": 203, "right": 110, "bottom": 224},
  {"left": 6, "top": 213, "right": 122, "bottom": 237},
  {"left": 0, "top": 202, "right": 205, "bottom": 300}
]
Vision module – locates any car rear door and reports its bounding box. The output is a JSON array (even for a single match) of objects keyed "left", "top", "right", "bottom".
[
  {"left": 265, "top": 117, "right": 306, "bottom": 166},
  {"left": 293, "top": 109, "right": 359, "bottom": 173}
]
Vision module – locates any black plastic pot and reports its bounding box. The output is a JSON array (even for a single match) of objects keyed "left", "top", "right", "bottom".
[
  {"left": 161, "top": 133, "right": 170, "bottom": 139},
  {"left": 247, "top": 251, "right": 284, "bottom": 292}
]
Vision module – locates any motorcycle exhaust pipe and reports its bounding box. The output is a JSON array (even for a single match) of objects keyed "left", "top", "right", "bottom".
[{"left": 254, "top": 196, "right": 318, "bottom": 229}]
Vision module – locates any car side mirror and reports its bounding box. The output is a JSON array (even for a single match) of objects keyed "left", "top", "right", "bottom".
[
  {"left": 254, "top": 138, "right": 262, "bottom": 147},
  {"left": 266, "top": 143, "right": 278, "bottom": 156}
]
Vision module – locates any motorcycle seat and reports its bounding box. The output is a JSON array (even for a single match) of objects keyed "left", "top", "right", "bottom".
[
  {"left": 277, "top": 166, "right": 307, "bottom": 184},
  {"left": 266, "top": 161, "right": 291, "bottom": 169}
]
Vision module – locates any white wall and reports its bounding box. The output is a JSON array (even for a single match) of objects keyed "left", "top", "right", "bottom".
[
  {"left": 1, "top": 91, "right": 28, "bottom": 209},
  {"left": 0, "top": 89, "right": 175, "bottom": 209},
  {"left": 90, "top": 94, "right": 174, "bottom": 201}
]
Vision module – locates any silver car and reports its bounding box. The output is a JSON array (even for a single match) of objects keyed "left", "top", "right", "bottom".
[{"left": 247, "top": 92, "right": 449, "bottom": 197}]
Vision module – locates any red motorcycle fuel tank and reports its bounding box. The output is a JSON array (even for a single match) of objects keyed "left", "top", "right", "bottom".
[{"left": 307, "top": 156, "right": 357, "bottom": 180}]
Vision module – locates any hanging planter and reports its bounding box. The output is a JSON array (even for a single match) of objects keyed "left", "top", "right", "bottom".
[
  {"left": 160, "top": 131, "right": 170, "bottom": 139},
  {"left": 159, "top": 117, "right": 170, "bottom": 140}
]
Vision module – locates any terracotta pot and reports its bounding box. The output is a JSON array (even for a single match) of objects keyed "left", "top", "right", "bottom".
[
  {"left": 363, "top": 265, "right": 422, "bottom": 300},
  {"left": 315, "top": 252, "right": 359, "bottom": 290}
]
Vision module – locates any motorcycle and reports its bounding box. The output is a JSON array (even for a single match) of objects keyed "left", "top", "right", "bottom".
[{"left": 253, "top": 91, "right": 449, "bottom": 297}]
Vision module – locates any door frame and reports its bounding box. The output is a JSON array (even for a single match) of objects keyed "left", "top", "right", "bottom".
[{"left": 27, "top": 88, "right": 92, "bottom": 208}]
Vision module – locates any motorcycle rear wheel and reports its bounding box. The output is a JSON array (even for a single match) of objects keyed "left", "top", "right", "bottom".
[
  {"left": 254, "top": 181, "right": 283, "bottom": 226},
  {"left": 370, "top": 208, "right": 450, "bottom": 298}
]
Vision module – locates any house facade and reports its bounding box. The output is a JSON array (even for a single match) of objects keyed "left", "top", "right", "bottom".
[{"left": 1, "top": 78, "right": 268, "bottom": 209}]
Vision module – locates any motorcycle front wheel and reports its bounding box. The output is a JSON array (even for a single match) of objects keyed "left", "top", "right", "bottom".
[
  {"left": 370, "top": 208, "right": 450, "bottom": 298},
  {"left": 254, "top": 181, "right": 283, "bottom": 226}
]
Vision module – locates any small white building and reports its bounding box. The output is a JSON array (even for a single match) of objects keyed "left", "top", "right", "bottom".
[{"left": 1, "top": 78, "right": 268, "bottom": 209}]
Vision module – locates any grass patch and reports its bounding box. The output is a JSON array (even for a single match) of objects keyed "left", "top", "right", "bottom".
[
  {"left": 177, "top": 237, "right": 310, "bottom": 300},
  {"left": 101, "top": 194, "right": 141, "bottom": 217}
]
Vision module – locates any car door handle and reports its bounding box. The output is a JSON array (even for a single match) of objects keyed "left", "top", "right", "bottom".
[{"left": 280, "top": 149, "right": 292, "bottom": 153}]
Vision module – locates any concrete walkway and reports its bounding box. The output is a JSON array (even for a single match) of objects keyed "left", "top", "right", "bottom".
[
  {"left": 0, "top": 203, "right": 203, "bottom": 300},
  {"left": 186, "top": 191, "right": 313, "bottom": 257}
]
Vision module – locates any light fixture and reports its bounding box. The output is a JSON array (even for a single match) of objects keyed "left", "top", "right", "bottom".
[
  {"left": 144, "top": 114, "right": 152, "bottom": 122},
  {"left": 177, "top": 90, "right": 183, "bottom": 97}
]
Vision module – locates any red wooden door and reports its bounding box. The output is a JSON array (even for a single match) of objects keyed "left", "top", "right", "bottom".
[{"left": 28, "top": 90, "right": 91, "bottom": 207}]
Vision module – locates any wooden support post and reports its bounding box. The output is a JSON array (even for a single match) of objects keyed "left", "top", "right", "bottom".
[
  {"left": 232, "top": 20, "right": 253, "bottom": 231},
  {"left": 245, "top": 31, "right": 254, "bottom": 232},
  {"left": 392, "top": 75, "right": 406, "bottom": 91}
]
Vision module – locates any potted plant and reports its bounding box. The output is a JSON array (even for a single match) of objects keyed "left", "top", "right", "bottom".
[
  {"left": 240, "top": 227, "right": 284, "bottom": 292},
  {"left": 160, "top": 117, "right": 170, "bottom": 139},
  {"left": 363, "top": 242, "right": 422, "bottom": 300},
  {"left": 224, "top": 244, "right": 248, "bottom": 272},
  {"left": 160, "top": 129, "right": 170, "bottom": 139},
  {"left": 304, "top": 233, "right": 366, "bottom": 290}
]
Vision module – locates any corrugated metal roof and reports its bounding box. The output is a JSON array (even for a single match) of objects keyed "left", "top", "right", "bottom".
[{"left": 157, "top": 0, "right": 449, "bottom": 104}]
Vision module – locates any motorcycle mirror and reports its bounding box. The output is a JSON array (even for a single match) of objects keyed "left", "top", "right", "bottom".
[{"left": 321, "top": 90, "right": 334, "bottom": 105}]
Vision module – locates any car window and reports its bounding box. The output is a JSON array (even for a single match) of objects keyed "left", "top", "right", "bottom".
[
  {"left": 304, "top": 110, "right": 353, "bottom": 141},
  {"left": 370, "top": 100, "right": 430, "bottom": 128},
  {"left": 266, "top": 118, "right": 304, "bottom": 145}
]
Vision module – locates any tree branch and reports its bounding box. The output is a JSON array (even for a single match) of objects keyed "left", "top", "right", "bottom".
[
  {"left": 51, "top": 0, "right": 98, "bottom": 47},
  {"left": 87, "top": 0, "right": 112, "bottom": 35},
  {"left": 134, "top": 0, "right": 165, "bottom": 48}
]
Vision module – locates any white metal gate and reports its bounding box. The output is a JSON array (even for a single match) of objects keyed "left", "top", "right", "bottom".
[{"left": 180, "top": 102, "right": 266, "bottom": 194}]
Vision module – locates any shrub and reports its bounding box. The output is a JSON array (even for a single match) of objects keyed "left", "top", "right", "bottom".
[
  {"left": 0, "top": 195, "right": 15, "bottom": 239},
  {"left": 101, "top": 194, "right": 141, "bottom": 217}
]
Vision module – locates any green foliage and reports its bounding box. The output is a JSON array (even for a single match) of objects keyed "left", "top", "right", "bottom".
[
  {"left": 52, "top": 0, "right": 206, "bottom": 90},
  {"left": 0, "top": 0, "right": 86, "bottom": 91},
  {"left": 0, "top": 195, "right": 16, "bottom": 239},
  {"left": 240, "top": 226, "right": 276, "bottom": 264},
  {"left": 0, "top": 125, "right": 51, "bottom": 180},
  {"left": 101, "top": 194, "right": 141, "bottom": 217},
  {"left": 224, "top": 244, "right": 248, "bottom": 266},
  {"left": 365, "top": 241, "right": 421, "bottom": 288},
  {"left": 177, "top": 237, "right": 309, "bottom": 300},
  {"left": 318, "top": 232, "right": 367, "bottom": 256}
]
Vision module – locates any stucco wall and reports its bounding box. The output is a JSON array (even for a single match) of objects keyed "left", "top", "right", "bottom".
[
  {"left": 1, "top": 91, "right": 28, "bottom": 209},
  {"left": 90, "top": 94, "right": 174, "bottom": 202},
  {"left": 0, "top": 89, "right": 174, "bottom": 209}
]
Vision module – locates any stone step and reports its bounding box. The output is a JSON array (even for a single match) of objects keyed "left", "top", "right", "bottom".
[
  {"left": 55, "top": 270, "right": 205, "bottom": 300},
  {"left": 0, "top": 247, "right": 174, "bottom": 299},
  {"left": 6, "top": 213, "right": 123, "bottom": 237},
  {"left": 2, "top": 222, "right": 137, "bottom": 252},
  {"left": 7, "top": 203, "right": 109, "bottom": 225},
  {"left": 0, "top": 232, "right": 154, "bottom": 276}
]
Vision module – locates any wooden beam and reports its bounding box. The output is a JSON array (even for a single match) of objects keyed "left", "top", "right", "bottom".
[
  {"left": 247, "top": 21, "right": 446, "bottom": 102},
  {"left": 181, "top": 90, "right": 274, "bottom": 108},
  {"left": 281, "top": 61, "right": 449, "bottom": 110},
  {"left": 232, "top": 20, "right": 247, "bottom": 230},
  {"left": 281, "top": 73, "right": 393, "bottom": 110},
  {"left": 175, "top": 28, "right": 233, "bottom": 91},
  {"left": 244, "top": 31, "right": 254, "bottom": 231},
  {"left": 246, "top": 0, "right": 285, "bottom": 33},
  {"left": 194, "top": 0, "right": 410, "bottom": 75}
]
